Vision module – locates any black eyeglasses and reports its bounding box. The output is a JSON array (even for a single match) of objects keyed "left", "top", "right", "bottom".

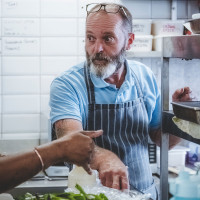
[{"left": 86, "top": 3, "right": 128, "bottom": 19}]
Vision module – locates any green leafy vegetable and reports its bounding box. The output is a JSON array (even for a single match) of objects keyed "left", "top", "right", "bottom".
[{"left": 15, "top": 184, "right": 109, "bottom": 200}]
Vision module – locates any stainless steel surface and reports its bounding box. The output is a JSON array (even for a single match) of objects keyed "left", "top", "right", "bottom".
[
  {"left": 171, "top": 0, "right": 177, "bottom": 20},
  {"left": 160, "top": 132, "right": 169, "bottom": 200},
  {"left": 30, "top": 176, "right": 68, "bottom": 181},
  {"left": 7, "top": 179, "right": 67, "bottom": 198},
  {"left": 162, "top": 59, "right": 170, "bottom": 111},
  {"left": 160, "top": 57, "right": 170, "bottom": 200},
  {"left": 172, "top": 101, "right": 200, "bottom": 124},
  {"left": 163, "top": 35, "right": 200, "bottom": 59},
  {"left": 126, "top": 51, "right": 162, "bottom": 58}
]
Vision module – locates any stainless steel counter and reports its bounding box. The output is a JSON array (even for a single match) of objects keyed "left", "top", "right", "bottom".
[{"left": 7, "top": 178, "right": 68, "bottom": 198}]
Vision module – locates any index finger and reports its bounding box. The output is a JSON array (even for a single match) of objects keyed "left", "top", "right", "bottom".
[
  {"left": 81, "top": 130, "right": 103, "bottom": 138},
  {"left": 120, "top": 176, "right": 129, "bottom": 190},
  {"left": 172, "top": 88, "right": 186, "bottom": 102},
  {"left": 81, "top": 163, "right": 92, "bottom": 175},
  {"left": 183, "top": 87, "right": 191, "bottom": 94}
]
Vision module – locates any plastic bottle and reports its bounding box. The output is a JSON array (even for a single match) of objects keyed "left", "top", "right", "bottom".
[
  {"left": 187, "top": 142, "right": 199, "bottom": 165},
  {"left": 68, "top": 165, "right": 97, "bottom": 189},
  {"left": 169, "top": 171, "right": 200, "bottom": 200}
]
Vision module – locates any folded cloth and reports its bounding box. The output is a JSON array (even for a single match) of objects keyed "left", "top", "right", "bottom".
[{"left": 172, "top": 116, "right": 200, "bottom": 139}]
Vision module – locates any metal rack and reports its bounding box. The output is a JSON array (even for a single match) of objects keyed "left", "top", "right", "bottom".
[{"left": 160, "top": 35, "right": 200, "bottom": 200}]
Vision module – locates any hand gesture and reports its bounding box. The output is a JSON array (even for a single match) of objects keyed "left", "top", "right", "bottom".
[
  {"left": 57, "top": 130, "right": 103, "bottom": 174},
  {"left": 172, "top": 87, "right": 194, "bottom": 102}
]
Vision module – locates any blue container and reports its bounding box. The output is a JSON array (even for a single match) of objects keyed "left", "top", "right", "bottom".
[{"left": 169, "top": 171, "right": 200, "bottom": 200}]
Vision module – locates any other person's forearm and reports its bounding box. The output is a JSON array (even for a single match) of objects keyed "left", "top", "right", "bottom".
[
  {"left": 0, "top": 142, "right": 61, "bottom": 193},
  {"left": 0, "top": 130, "right": 102, "bottom": 193}
]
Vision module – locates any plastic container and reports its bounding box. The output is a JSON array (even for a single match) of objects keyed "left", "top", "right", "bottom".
[
  {"left": 187, "top": 142, "right": 200, "bottom": 165},
  {"left": 157, "top": 146, "right": 190, "bottom": 168},
  {"left": 152, "top": 35, "right": 163, "bottom": 51},
  {"left": 169, "top": 171, "right": 200, "bottom": 200},
  {"left": 45, "top": 166, "right": 69, "bottom": 176},
  {"left": 68, "top": 165, "right": 97, "bottom": 189},
  {"left": 132, "top": 19, "right": 152, "bottom": 35},
  {"left": 130, "top": 35, "right": 153, "bottom": 52},
  {"left": 152, "top": 20, "right": 184, "bottom": 36}
]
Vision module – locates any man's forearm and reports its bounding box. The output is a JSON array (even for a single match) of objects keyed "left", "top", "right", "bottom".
[
  {"left": 150, "top": 128, "right": 181, "bottom": 149},
  {"left": 55, "top": 119, "right": 83, "bottom": 138},
  {"left": 54, "top": 119, "right": 110, "bottom": 169},
  {"left": 90, "top": 145, "right": 121, "bottom": 170},
  {"left": 90, "top": 146, "right": 129, "bottom": 190}
]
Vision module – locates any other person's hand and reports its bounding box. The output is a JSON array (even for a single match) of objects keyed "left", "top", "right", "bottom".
[
  {"left": 56, "top": 130, "right": 103, "bottom": 174},
  {"left": 172, "top": 87, "right": 193, "bottom": 102},
  {"left": 98, "top": 156, "right": 129, "bottom": 191}
]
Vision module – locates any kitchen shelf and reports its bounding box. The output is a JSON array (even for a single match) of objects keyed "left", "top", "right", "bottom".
[
  {"left": 126, "top": 51, "right": 162, "bottom": 58},
  {"left": 162, "top": 111, "right": 200, "bottom": 145},
  {"left": 160, "top": 35, "right": 200, "bottom": 200}
]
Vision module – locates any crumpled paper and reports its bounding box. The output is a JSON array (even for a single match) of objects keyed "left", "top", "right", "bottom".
[{"left": 172, "top": 116, "right": 200, "bottom": 139}]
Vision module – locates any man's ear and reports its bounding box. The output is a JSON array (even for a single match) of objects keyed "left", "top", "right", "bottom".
[{"left": 126, "top": 33, "right": 134, "bottom": 50}]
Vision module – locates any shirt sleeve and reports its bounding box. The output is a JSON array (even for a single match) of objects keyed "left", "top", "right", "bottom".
[{"left": 49, "top": 76, "right": 82, "bottom": 125}]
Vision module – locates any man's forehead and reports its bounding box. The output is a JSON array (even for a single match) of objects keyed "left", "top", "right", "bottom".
[{"left": 86, "top": 11, "right": 123, "bottom": 31}]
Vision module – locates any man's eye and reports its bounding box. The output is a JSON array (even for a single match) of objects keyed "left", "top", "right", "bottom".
[
  {"left": 104, "top": 36, "right": 114, "bottom": 43},
  {"left": 87, "top": 36, "right": 95, "bottom": 42}
]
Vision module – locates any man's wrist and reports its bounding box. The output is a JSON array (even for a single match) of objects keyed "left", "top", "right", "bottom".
[{"left": 90, "top": 146, "right": 119, "bottom": 170}]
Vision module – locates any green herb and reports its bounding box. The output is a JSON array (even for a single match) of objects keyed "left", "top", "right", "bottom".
[{"left": 15, "top": 184, "right": 109, "bottom": 200}]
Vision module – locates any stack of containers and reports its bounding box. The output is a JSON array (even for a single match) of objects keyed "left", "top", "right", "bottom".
[
  {"left": 152, "top": 20, "right": 185, "bottom": 51},
  {"left": 130, "top": 19, "right": 153, "bottom": 52}
]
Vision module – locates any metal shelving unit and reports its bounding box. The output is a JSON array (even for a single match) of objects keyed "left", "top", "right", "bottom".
[{"left": 160, "top": 35, "right": 200, "bottom": 200}]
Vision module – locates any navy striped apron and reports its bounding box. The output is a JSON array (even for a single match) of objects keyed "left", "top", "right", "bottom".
[{"left": 84, "top": 62, "right": 158, "bottom": 200}]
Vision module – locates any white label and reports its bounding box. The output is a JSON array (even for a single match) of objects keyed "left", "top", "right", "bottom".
[
  {"left": 2, "top": 37, "right": 40, "bottom": 55},
  {"left": 2, "top": 0, "right": 40, "bottom": 17},
  {"left": 2, "top": 19, "right": 40, "bottom": 36}
]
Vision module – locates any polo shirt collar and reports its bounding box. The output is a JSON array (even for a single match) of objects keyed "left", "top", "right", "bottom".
[{"left": 90, "top": 59, "right": 134, "bottom": 89}]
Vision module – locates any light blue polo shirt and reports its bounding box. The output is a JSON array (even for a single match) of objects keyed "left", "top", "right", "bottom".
[{"left": 50, "top": 60, "right": 161, "bottom": 131}]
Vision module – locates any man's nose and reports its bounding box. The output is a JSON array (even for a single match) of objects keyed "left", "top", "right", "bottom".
[{"left": 94, "top": 41, "right": 103, "bottom": 53}]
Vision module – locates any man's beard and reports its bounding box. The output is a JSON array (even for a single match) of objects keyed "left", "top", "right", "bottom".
[{"left": 86, "top": 48, "right": 126, "bottom": 79}]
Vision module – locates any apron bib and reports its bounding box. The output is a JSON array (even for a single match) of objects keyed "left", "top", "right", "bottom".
[{"left": 84, "top": 62, "right": 158, "bottom": 200}]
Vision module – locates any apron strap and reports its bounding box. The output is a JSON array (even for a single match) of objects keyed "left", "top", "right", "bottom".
[{"left": 84, "top": 62, "right": 96, "bottom": 104}]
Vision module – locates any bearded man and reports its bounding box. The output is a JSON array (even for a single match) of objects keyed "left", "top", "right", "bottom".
[{"left": 50, "top": 3, "right": 191, "bottom": 200}]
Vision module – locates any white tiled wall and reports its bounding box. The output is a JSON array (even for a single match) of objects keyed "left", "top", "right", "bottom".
[{"left": 0, "top": 0, "right": 199, "bottom": 153}]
